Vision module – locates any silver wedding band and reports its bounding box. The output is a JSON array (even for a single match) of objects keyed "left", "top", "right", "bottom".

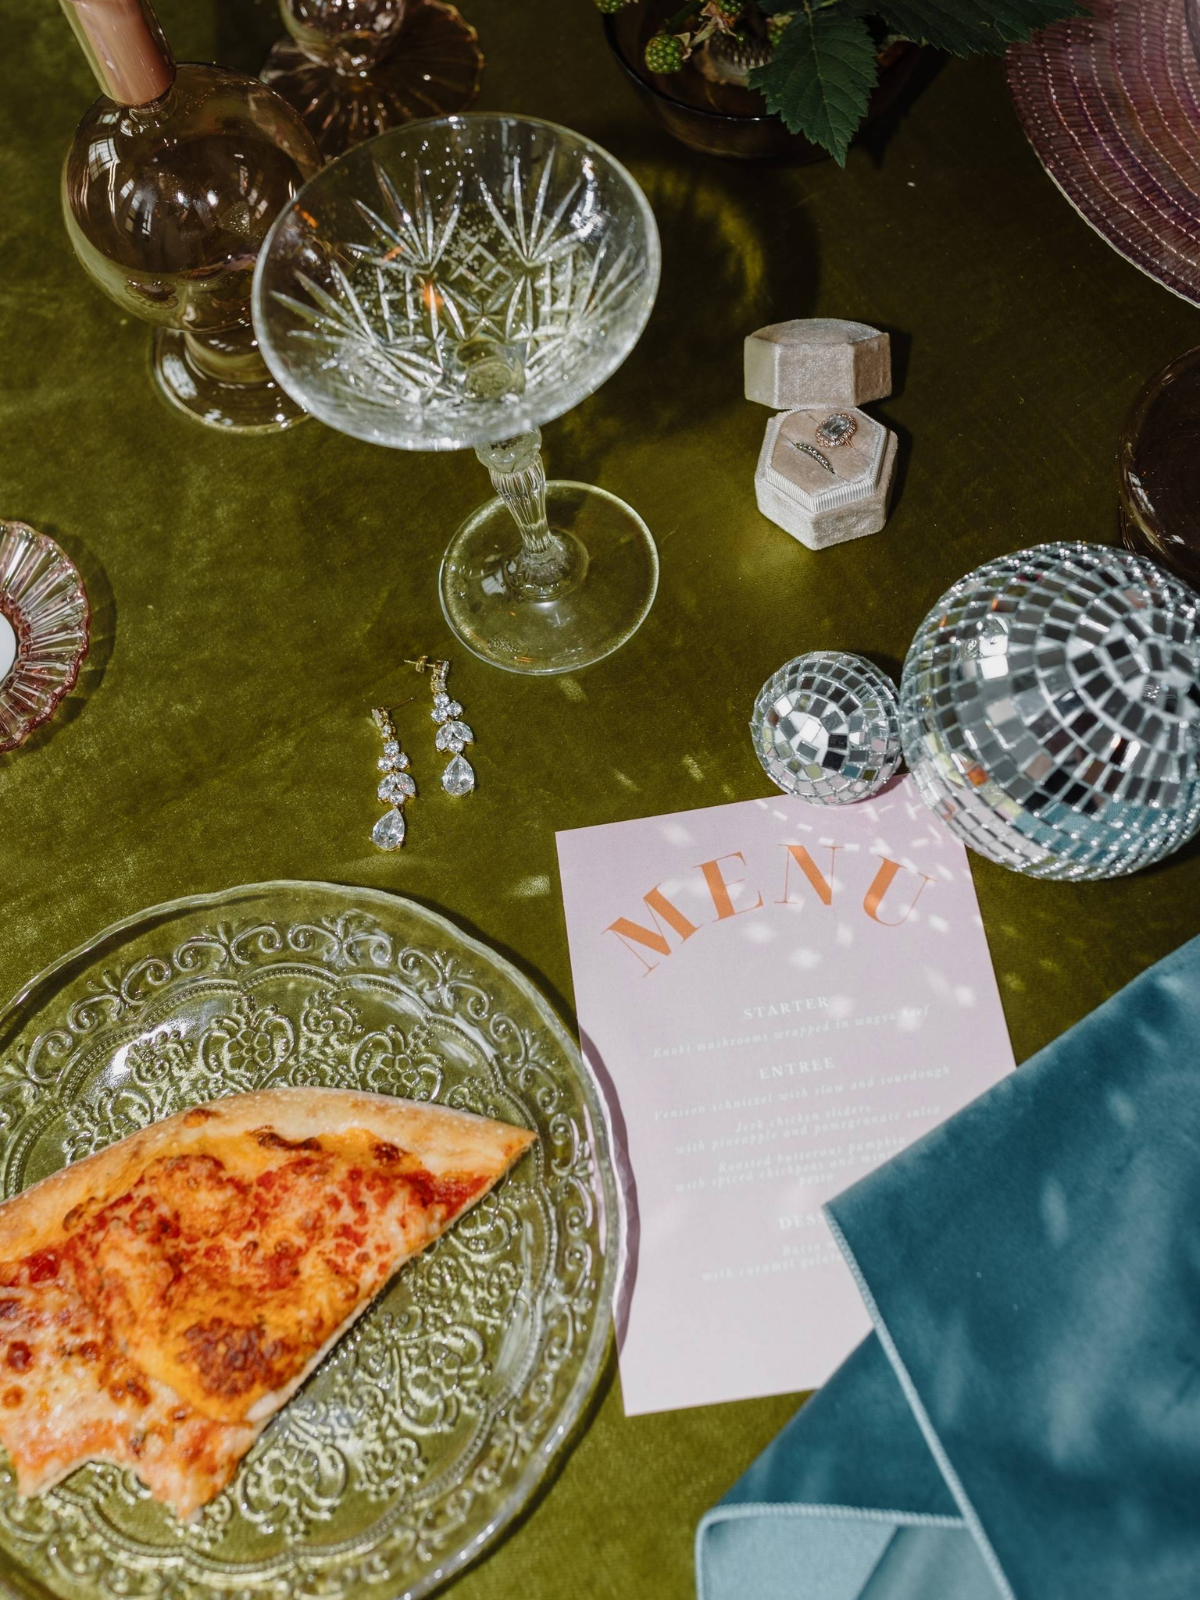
[{"left": 790, "top": 439, "right": 835, "bottom": 474}]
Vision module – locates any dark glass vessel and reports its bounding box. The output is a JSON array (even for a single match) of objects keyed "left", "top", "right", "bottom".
[
  {"left": 1119, "top": 346, "right": 1200, "bottom": 591},
  {"left": 602, "top": 2, "right": 918, "bottom": 162},
  {"left": 61, "top": 0, "right": 321, "bottom": 431}
]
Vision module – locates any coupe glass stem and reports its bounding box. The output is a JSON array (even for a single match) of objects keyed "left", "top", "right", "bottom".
[{"left": 475, "top": 429, "right": 586, "bottom": 599}]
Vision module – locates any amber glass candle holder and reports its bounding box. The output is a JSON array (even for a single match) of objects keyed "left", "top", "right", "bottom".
[
  {"left": 61, "top": 0, "right": 321, "bottom": 432},
  {"left": 261, "top": 0, "right": 483, "bottom": 161}
]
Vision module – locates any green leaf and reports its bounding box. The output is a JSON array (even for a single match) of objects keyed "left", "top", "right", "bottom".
[
  {"left": 875, "top": 0, "right": 1084, "bottom": 56},
  {"left": 748, "top": 7, "right": 878, "bottom": 165}
]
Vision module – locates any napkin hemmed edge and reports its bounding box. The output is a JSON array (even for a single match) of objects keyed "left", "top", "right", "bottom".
[
  {"left": 822, "top": 1206, "right": 1017, "bottom": 1600},
  {"left": 694, "top": 1501, "right": 966, "bottom": 1600}
]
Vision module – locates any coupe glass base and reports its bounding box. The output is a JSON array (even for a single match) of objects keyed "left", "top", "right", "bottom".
[
  {"left": 440, "top": 481, "right": 659, "bottom": 675},
  {"left": 153, "top": 329, "right": 309, "bottom": 433},
  {"left": 261, "top": 1, "right": 484, "bottom": 160}
]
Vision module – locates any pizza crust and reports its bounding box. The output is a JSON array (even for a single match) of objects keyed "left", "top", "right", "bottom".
[{"left": 0, "top": 1089, "right": 533, "bottom": 1259}]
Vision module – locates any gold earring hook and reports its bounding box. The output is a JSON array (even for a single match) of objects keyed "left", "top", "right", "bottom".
[
  {"left": 405, "top": 655, "right": 451, "bottom": 694},
  {"left": 370, "top": 693, "right": 419, "bottom": 732}
]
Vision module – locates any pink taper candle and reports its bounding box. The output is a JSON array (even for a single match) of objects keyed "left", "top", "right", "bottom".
[{"left": 60, "top": 0, "right": 174, "bottom": 104}]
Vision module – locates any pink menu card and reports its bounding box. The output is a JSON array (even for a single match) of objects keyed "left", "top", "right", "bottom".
[{"left": 556, "top": 781, "right": 1014, "bottom": 1415}]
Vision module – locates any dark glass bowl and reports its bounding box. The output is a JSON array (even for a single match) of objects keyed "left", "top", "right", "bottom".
[
  {"left": 602, "top": 7, "right": 919, "bottom": 162},
  {"left": 1118, "top": 345, "right": 1200, "bottom": 590}
]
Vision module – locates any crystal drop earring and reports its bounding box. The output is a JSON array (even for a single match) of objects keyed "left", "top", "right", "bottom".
[
  {"left": 370, "top": 706, "right": 416, "bottom": 850},
  {"left": 407, "top": 656, "right": 476, "bottom": 796}
]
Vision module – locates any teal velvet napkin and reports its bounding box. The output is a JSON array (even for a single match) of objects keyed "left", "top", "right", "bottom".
[{"left": 696, "top": 934, "right": 1200, "bottom": 1600}]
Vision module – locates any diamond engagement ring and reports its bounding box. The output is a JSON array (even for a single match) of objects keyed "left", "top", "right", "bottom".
[
  {"left": 815, "top": 412, "right": 857, "bottom": 447},
  {"left": 790, "top": 439, "right": 836, "bottom": 474}
]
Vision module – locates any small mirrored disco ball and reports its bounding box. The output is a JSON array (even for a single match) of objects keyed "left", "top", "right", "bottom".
[
  {"left": 900, "top": 542, "right": 1200, "bottom": 879},
  {"left": 751, "top": 651, "right": 903, "bottom": 803}
]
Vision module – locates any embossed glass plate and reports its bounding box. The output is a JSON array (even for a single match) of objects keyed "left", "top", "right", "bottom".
[{"left": 0, "top": 882, "right": 616, "bottom": 1600}]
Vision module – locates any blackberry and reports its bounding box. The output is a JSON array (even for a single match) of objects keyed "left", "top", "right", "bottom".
[{"left": 644, "top": 31, "right": 686, "bottom": 72}]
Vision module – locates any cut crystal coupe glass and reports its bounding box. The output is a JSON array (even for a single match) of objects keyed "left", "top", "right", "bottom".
[{"left": 253, "top": 114, "right": 662, "bottom": 674}]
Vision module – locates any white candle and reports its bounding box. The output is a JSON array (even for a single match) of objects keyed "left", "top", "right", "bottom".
[{"left": 0, "top": 613, "right": 16, "bottom": 686}]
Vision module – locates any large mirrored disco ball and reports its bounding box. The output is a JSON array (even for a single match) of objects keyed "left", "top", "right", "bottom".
[
  {"left": 751, "top": 651, "right": 903, "bottom": 804},
  {"left": 900, "top": 542, "right": 1200, "bottom": 879}
]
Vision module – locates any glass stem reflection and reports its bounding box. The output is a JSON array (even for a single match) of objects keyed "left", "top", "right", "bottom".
[
  {"left": 182, "top": 325, "right": 277, "bottom": 387},
  {"left": 475, "top": 430, "right": 587, "bottom": 599}
]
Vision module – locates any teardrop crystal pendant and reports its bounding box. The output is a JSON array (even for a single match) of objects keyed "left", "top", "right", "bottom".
[
  {"left": 370, "top": 706, "right": 411, "bottom": 848},
  {"left": 411, "top": 658, "right": 477, "bottom": 797},
  {"left": 372, "top": 807, "right": 406, "bottom": 850},
  {"left": 442, "top": 755, "right": 475, "bottom": 796}
]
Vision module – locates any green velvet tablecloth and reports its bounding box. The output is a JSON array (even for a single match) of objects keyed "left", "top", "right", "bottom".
[{"left": 3, "top": 1, "right": 1200, "bottom": 1594}]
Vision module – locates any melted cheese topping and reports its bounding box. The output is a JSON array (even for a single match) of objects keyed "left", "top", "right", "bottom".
[
  {"left": 0, "top": 1247, "right": 256, "bottom": 1517},
  {"left": 0, "top": 1125, "right": 490, "bottom": 1516}
]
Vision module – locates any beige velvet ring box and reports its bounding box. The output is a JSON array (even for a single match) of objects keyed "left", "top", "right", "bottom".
[{"left": 745, "top": 319, "right": 898, "bottom": 550}]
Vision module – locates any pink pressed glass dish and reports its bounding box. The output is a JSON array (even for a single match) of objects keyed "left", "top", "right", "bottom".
[{"left": 0, "top": 522, "right": 90, "bottom": 752}]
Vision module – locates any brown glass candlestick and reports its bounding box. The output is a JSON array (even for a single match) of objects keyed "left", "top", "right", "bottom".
[
  {"left": 61, "top": 0, "right": 321, "bottom": 432},
  {"left": 261, "top": 0, "right": 483, "bottom": 162}
]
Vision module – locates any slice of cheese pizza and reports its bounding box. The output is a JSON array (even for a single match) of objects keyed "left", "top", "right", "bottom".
[{"left": 0, "top": 1088, "right": 535, "bottom": 1517}]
